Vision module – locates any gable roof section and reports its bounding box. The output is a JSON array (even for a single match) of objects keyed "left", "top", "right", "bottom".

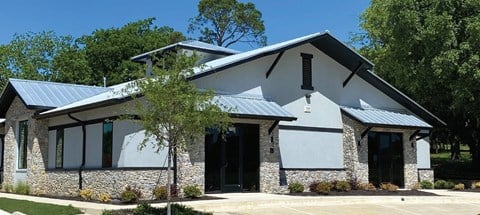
[
  {"left": 188, "top": 32, "right": 445, "bottom": 127},
  {"left": 131, "top": 40, "right": 241, "bottom": 62},
  {"left": 0, "top": 79, "right": 109, "bottom": 117},
  {"left": 341, "top": 106, "right": 432, "bottom": 129},
  {"left": 189, "top": 32, "right": 374, "bottom": 80}
]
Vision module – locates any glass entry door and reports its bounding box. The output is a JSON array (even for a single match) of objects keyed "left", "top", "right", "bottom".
[
  {"left": 205, "top": 124, "right": 259, "bottom": 193},
  {"left": 368, "top": 132, "right": 404, "bottom": 187}
]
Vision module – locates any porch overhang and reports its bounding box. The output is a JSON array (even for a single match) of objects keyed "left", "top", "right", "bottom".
[
  {"left": 341, "top": 106, "right": 432, "bottom": 130},
  {"left": 215, "top": 93, "right": 297, "bottom": 122}
]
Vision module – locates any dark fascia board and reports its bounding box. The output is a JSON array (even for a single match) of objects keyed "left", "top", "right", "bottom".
[
  {"left": 131, "top": 44, "right": 235, "bottom": 63},
  {"left": 33, "top": 97, "right": 134, "bottom": 119},
  {"left": 340, "top": 108, "right": 433, "bottom": 130},
  {"left": 356, "top": 70, "right": 446, "bottom": 127},
  {"left": 230, "top": 113, "right": 297, "bottom": 121},
  {"left": 0, "top": 82, "right": 16, "bottom": 118}
]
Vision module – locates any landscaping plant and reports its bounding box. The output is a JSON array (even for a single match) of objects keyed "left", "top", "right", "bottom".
[
  {"left": 334, "top": 181, "right": 351, "bottom": 192},
  {"left": 79, "top": 189, "right": 94, "bottom": 201},
  {"left": 315, "top": 182, "right": 333, "bottom": 195},
  {"left": 434, "top": 180, "right": 447, "bottom": 189},
  {"left": 14, "top": 181, "right": 29, "bottom": 195},
  {"left": 454, "top": 183, "right": 465, "bottom": 190},
  {"left": 419, "top": 180, "right": 434, "bottom": 189},
  {"left": 183, "top": 185, "right": 202, "bottom": 198},
  {"left": 288, "top": 182, "right": 304, "bottom": 193},
  {"left": 97, "top": 193, "right": 111, "bottom": 203}
]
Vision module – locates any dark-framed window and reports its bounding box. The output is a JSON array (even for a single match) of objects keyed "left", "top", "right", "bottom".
[
  {"left": 301, "top": 53, "right": 314, "bottom": 90},
  {"left": 18, "top": 120, "right": 28, "bottom": 169},
  {"left": 102, "top": 121, "right": 113, "bottom": 168},
  {"left": 55, "top": 129, "right": 64, "bottom": 169}
]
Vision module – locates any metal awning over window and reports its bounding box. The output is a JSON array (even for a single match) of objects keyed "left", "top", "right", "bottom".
[{"left": 341, "top": 106, "right": 432, "bottom": 129}]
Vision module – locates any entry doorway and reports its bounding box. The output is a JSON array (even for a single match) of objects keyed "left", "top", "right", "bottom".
[
  {"left": 205, "top": 123, "right": 260, "bottom": 193},
  {"left": 368, "top": 132, "right": 404, "bottom": 187}
]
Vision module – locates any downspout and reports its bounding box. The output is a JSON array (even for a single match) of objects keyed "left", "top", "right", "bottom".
[{"left": 68, "top": 113, "right": 86, "bottom": 190}]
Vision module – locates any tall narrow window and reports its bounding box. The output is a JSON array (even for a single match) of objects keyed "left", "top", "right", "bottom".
[
  {"left": 301, "top": 53, "right": 314, "bottom": 90},
  {"left": 55, "top": 129, "right": 64, "bottom": 169},
  {"left": 102, "top": 122, "right": 113, "bottom": 168},
  {"left": 18, "top": 120, "right": 28, "bottom": 169}
]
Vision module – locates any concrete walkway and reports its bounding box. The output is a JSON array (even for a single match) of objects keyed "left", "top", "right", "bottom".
[{"left": 0, "top": 190, "right": 479, "bottom": 214}]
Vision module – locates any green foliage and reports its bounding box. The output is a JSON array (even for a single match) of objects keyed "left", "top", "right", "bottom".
[
  {"left": 120, "top": 190, "right": 137, "bottom": 203},
  {"left": 153, "top": 185, "right": 177, "bottom": 200},
  {"left": 97, "top": 193, "right": 111, "bottom": 203},
  {"left": 454, "top": 183, "right": 465, "bottom": 190},
  {"left": 355, "top": 0, "right": 480, "bottom": 168},
  {"left": 419, "top": 180, "right": 434, "bottom": 189},
  {"left": 315, "top": 182, "right": 333, "bottom": 195},
  {"left": 434, "top": 180, "right": 447, "bottom": 189},
  {"left": 472, "top": 181, "right": 480, "bottom": 189},
  {"left": 288, "top": 182, "right": 304, "bottom": 193},
  {"left": 0, "top": 198, "right": 81, "bottom": 215},
  {"left": 102, "top": 203, "right": 213, "bottom": 215},
  {"left": 183, "top": 185, "right": 202, "bottom": 198},
  {"left": 3, "top": 183, "right": 13, "bottom": 193},
  {"left": 189, "top": 0, "right": 266, "bottom": 47},
  {"left": 79, "top": 18, "right": 185, "bottom": 86},
  {"left": 445, "top": 181, "right": 455, "bottom": 189},
  {"left": 334, "top": 181, "right": 351, "bottom": 192},
  {"left": 356, "top": 183, "right": 377, "bottom": 191},
  {"left": 14, "top": 181, "right": 29, "bottom": 195}
]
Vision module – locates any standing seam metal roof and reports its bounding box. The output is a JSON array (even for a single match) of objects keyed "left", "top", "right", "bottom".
[
  {"left": 9, "top": 79, "right": 109, "bottom": 108},
  {"left": 341, "top": 106, "right": 432, "bottom": 129}
]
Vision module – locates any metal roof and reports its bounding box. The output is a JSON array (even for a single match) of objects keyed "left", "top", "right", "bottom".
[
  {"left": 39, "top": 81, "right": 296, "bottom": 121},
  {"left": 131, "top": 40, "right": 240, "bottom": 62},
  {"left": 0, "top": 79, "right": 109, "bottom": 117},
  {"left": 190, "top": 32, "right": 374, "bottom": 80},
  {"left": 341, "top": 106, "right": 432, "bottom": 129},
  {"left": 214, "top": 93, "right": 296, "bottom": 121}
]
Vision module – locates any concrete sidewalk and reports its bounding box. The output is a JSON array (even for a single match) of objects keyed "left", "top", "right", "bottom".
[{"left": 0, "top": 190, "right": 479, "bottom": 215}]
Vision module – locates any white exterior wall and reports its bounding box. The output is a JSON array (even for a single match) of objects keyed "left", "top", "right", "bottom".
[
  {"left": 416, "top": 137, "right": 431, "bottom": 169},
  {"left": 193, "top": 43, "right": 407, "bottom": 168},
  {"left": 47, "top": 102, "right": 168, "bottom": 169},
  {"left": 114, "top": 120, "right": 168, "bottom": 168}
]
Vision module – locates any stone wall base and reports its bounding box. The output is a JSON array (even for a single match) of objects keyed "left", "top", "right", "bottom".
[
  {"left": 280, "top": 169, "right": 347, "bottom": 193},
  {"left": 41, "top": 169, "right": 171, "bottom": 199},
  {"left": 418, "top": 169, "right": 434, "bottom": 183}
]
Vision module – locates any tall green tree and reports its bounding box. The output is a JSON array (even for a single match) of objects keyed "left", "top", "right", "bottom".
[
  {"left": 355, "top": 0, "right": 480, "bottom": 167},
  {"left": 131, "top": 54, "right": 230, "bottom": 214},
  {"left": 0, "top": 31, "right": 81, "bottom": 88},
  {"left": 189, "top": 0, "right": 266, "bottom": 47},
  {"left": 79, "top": 18, "right": 185, "bottom": 86}
]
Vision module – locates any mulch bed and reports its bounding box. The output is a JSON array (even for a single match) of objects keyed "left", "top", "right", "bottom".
[
  {"left": 288, "top": 190, "right": 438, "bottom": 196},
  {"left": 36, "top": 194, "right": 223, "bottom": 205}
]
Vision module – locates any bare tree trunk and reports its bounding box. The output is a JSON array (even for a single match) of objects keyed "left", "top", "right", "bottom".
[{"left": 167, "top": 145, "right": 172, "bottom": 215}]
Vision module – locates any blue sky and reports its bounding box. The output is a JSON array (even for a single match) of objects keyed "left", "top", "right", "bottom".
[{"left": 0, "top": 0, "right": 370, "bottom": 51}]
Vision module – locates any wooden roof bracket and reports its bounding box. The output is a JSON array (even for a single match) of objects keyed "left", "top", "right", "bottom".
[
  {"left": 266, "top": 51, "right": 284, "bottom": 79},
  {"left": 343, "top": 62, "right": 364, "bottom": 87}
]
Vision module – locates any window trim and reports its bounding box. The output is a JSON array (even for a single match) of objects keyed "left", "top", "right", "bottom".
[
  {"left": 17, "top": 120, "right": 28, "bottom": 170},
  {"left": 55, "top": 128, "right": 64, "bottom": 169},
  {"left": 301, "top": 53, "right": 314, "bottom": 90},
  {"left": 102, "top": 121, "right": 113, "bottom": 168}
]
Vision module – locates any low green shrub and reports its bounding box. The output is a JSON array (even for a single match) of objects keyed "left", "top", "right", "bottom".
[
  {"left": 79, "top": 189, "right": 94, "bottom": 201},
  {"left": 14, "top": 181, "right": 29, "bottom": 195},
  {"left": 454, "top": 183, "right": 465, "bottom": 190},
  {"left": 419, "top": 180, "right": 434, "bottom": 189},
  {"left": 288, "top": 182, "right": 304, "bottom": 193},
  {"left": 183, "top": 185, "right": 202, "bottom": 198},
  {"left": 445, "top": 181, "right": 455, "bottom": 189},
  {"left": 356, "top": 183, "right": 376, "bottom": 191},
  {"left": 102, "top": 203, "right": 213, "bottom": 215},
  {"left": 334, "top": 181, "right": 351, "bottom": 192},
  {"left": 434, "top": 180, "right": 447, "bottom": 189},
  {"left": 316, "top": 182, "right": 333, "bottom": 195},
  {"left": 120, "top": 190, "right": 137, "bottom": 203}
]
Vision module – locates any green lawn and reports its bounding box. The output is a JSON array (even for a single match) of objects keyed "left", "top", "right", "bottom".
[{"left": 0, "top": 197, "right": 81, "bottom": 215}]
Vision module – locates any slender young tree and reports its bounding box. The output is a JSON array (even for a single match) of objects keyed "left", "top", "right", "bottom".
[
  {"left": 189, "top": 0, "right": 267, "bottom": 48},
  {"left": 130, "top": 54, "right": 230, "bottom": 214}
]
